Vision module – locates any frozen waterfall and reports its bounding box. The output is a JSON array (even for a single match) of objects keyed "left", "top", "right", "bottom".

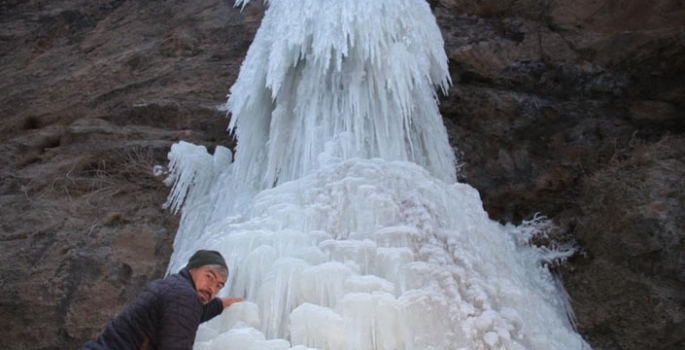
[{"left": 162, "top": 0, "right": 590, "bottom": 349}]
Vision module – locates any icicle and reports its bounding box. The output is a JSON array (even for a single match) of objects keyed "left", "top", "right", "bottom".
[
  {"left": 163, "top": 141, "right": 215, "bottom": 214},
  {"left": 223, "top": 0, "right": 456, "bottom": 201}
]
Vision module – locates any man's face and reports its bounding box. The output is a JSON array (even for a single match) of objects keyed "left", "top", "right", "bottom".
[{"left": 189, "top": 266, "right": 227, "bottom": 304}]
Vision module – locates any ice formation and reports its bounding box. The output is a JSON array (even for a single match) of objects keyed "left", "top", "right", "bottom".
[{"left": 162, "top": 0, "right": 590, "bottom": 349}]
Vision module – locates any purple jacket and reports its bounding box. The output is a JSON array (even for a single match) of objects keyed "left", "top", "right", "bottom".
[{"left": 82, "top": 268, "right": 223, "bottom": 350}]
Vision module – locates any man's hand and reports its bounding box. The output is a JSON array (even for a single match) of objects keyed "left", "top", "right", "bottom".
[{"left": 221, "top": 297, "right": 244, "bottom": 309}]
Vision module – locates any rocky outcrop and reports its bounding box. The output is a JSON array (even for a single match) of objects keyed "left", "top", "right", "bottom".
[
  {"left": 436, "top": 1, "right": 684, "bottom": 349},
  {"left": 0, "top": 1, "right": 262, "bottom": 348},
  {"left": 0, "top": 0, "right": 682, "bottom": 349}
]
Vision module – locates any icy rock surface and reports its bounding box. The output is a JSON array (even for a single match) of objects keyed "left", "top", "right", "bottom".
[{"left": 162, "top": 0, "right": 590, "bottom": 349}]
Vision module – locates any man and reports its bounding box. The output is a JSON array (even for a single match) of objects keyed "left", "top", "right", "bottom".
[{"left": 82, "top": 250, "right": 243, "bottom": 349}]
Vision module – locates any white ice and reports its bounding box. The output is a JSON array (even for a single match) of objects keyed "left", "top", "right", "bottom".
[
  {"left": 182, "top": 159, "right": 587, "bottom": 350},
  {"left": 162, "top": 0, "right": 590, "bottom": 349}
]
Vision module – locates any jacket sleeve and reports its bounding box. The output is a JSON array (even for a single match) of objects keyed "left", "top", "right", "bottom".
[
  {"left": 156, "top": 288, "right": 203, "bottom": 350},
  {"left": 200, "top": 298, "right": 224, "bottom": 323}
]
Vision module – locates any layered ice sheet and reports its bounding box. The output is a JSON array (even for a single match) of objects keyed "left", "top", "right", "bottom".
[{"left": 180, "top": 158, "right": 587, "bottom": 349}]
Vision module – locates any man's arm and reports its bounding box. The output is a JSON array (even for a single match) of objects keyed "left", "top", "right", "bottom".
[
  {"left": 200, "top": 298, "right": 223, "bottom": 323},
  {"left": 200, "top": 297, "right": 245, "bottom": 323}
]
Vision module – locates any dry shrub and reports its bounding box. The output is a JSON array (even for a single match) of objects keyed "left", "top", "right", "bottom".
[
  {"left": 110, "top": 147, "right": 163, "bottom": 189},
  {"left": 50, "top": 146, "right": 168, "bottom": 213},
  {"left": 578, "top": 134, "right": 685, "bottom": 292},
  {"left": 583, "top": 134, "right": 685, "bottom": 220},
  {"left": 52, "top": 156, "right": 116, "bottom": 200},
  {"left": 605, "top": 133, "right": 683, "bottom": 171}
]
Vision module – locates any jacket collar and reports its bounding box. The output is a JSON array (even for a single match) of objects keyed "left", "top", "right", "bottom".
[{"left": 178, "top": 267, "right": 197, "bottom": 291}]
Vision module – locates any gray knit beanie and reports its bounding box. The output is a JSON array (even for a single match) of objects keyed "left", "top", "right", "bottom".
[{"left": 187, "top": 250, "right": 228, "bottom": 274}]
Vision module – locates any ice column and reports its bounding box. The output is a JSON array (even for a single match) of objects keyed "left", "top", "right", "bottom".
[
  {"left": 162, "top": 0, "right": 590, "bottom": 349},
  {"left": 206, "top": 0, "right": 456, "bottom": 222}
]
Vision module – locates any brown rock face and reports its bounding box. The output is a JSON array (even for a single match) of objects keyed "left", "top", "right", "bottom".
[
  {"left": 436, "top": 0, "right": 685, "bottom": 349},
  {"left": 0, "top": 0, "right": 682, "bottom": 349},
  {"left": 0, "top": 1, "right": 262, "bottom": 348}
]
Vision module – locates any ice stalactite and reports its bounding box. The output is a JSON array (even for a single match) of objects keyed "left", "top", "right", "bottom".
[{"left": 207, "top": 0, "right": 456, "bottom": 223}]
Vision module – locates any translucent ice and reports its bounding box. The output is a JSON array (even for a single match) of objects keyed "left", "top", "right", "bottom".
[
  {"left": 198, "top": 0, "right": 457, "bottom": 224},
  {"left": 177, "top": 159, "right": 588, "bottom": 349},
  {"left": 161, "top": 0, "right": 590, "bottom": 349}
]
